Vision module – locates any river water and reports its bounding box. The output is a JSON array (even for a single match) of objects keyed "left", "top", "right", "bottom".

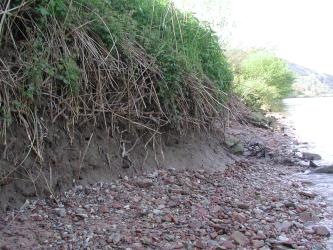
[
  {"left": 283, "top": 97, "right": 333, "bottom": 164},
  {"left": 283, "top": 97, "right": 333, "bottom": 248}
]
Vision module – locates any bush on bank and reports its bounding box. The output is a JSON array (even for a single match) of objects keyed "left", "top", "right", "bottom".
[{"left": 231, "top": 50, "right": 295, "bottom": 110}]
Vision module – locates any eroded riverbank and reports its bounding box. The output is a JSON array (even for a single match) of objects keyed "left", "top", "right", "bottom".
[{"left": 0, "top": 119, "right": 331, "bottom": 249}]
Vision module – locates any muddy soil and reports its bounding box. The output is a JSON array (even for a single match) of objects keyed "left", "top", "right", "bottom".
[{"left": 0, "top": 122, "right": 233, "bottom": 211}]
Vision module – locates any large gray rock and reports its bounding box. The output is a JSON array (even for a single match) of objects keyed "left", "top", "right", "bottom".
[
  {"left": 275, "top": 221, "right": 292, "bottom": 232},
  {"left": 299, "top": 211, "right": 319, "bottom": 222},
  {"left": 246, "top": 112, "right": 273, "bottom": 129},
  {"left": 309, "top": 160, "right": 318, "bottom": 168},
  {"left": 246, "top": 139, "right": 267, "bottom": 158},
  {"left": 224, "top": 136, "right": 244, "bottom": 155},
  {"left": 302, "top": 152, "right": 321, "bottom": 161},
  {"left": 312, "top": 165, "right": 333, "bottom": 174},
  {"left": 231, "top": 231, "right": 250, "bottom": 246},
  {"left": 312, "top": 225, "right": 331, "bottom": 237}
]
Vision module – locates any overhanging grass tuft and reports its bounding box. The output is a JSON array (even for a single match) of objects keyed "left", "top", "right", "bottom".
[{"left": 0, "top": 0, "right": 232, "bottom": 143}]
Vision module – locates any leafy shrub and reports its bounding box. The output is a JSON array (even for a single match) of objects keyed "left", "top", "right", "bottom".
[{"left": 233, "top": 51, "right": 294, "bottom": 110}]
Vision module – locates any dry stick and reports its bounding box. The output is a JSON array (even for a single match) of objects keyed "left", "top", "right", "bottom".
[
  {"left": 110, "top": 112, "right": 161, "bottom": 134},
  {"left": 124, "top": 137, "right": 140, "bottom": 156},
  {"left": 63, "top": 0, "right": 74, "bottom": 26},
  {"left": 2, "top": 139, "right": 15, "bottom": 160},
  {"left": 106, "top": 152, "right": 112, "bottom": 171},
  {"left": 76, "top": 132, "right": 93, "bottom": 182},
  {"left": 0, "top": 1, "right": 28, "bottom": 15},
  {"left": 67, "top": 19, "right": 96, "bottom": 35},
  {"left": 73, "top": 0, "right": 120, "bottom": 64},
  {"left": 0, "top": 0, "right": 12, "bottom": 43},
  {"left": 121, "top": 139, "right": 139, "bottom": 174},
  {"left": 0, "top": 58, "right": 13, "bottom": 145},
  {"left": 142, "top": 130, "right": 160, "bottom": 169},
  {"left": 24, "top": 113, "right": 43, "bottom": 162},
  {"left": 128, "top": 68, "right": 146, "bottom": 110},
  {"left": 152, "top": 136, "right": 160, "bottom": 169},
  {"left": 123, "top": 135, "right": 140, "bottom": 173},
  {"left": 33, "top": 109, "right": 44, "bottom": 162},
  {"left": 40, "top": 164, "right": 55, "bottom": 199},
  {"left": 226, "top": 95, "right": 252, "bottom": 129},
  {"left": 25, "top": 167, "right": 39, "bottom": 196},
  {"left": 51, "top": 107, "right": 67, "bottom": 123},
  {"left": 97, "top": 64, "right": 108, "bottom": 131}
]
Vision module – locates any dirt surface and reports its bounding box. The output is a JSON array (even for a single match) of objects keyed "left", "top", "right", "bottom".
[
  {"left": 0, "top": 123, "right": 233, "bottom": 211},
  {"left": 0, "top": 118, "right": 332, "bottom": 249}
]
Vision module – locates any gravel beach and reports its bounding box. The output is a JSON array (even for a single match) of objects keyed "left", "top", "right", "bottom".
[{"left": 0, "top": 120, "right": 331, "bottom": 249}]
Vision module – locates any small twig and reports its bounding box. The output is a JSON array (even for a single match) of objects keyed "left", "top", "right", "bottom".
[
  {"left": 76, "top": 132, "right": 93, "bottom": 181},
  {"left": 0, "top": 0, "right": 12, "bottom": 43},
  {"left": 2, "top": 138, "right": 15, "bottom": 160},
  {"left": 106, "top": 152, "right": 112, "bottom": 170}
]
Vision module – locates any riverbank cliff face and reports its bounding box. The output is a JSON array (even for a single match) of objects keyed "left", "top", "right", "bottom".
[{"left": 0, "top": 114, "right": 331, "bottom": 249}]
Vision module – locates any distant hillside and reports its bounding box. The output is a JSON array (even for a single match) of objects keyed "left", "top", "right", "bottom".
[{"left": 287, "top": 62, "right": 333, "bottom": 97}]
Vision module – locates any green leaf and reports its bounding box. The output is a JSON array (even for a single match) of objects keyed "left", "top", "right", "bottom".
[{"left": 37, "top": 6, "right": 50, "bottom": 16}]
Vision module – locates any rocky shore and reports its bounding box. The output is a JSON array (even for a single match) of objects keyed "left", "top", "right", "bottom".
[{"left": 0, "top": 119, "right": 331, "bottom": 249}]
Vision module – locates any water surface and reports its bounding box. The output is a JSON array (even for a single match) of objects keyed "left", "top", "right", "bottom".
[
  {"left": 283, "top": 97, "right": 333, "bottom": 164},
  {"left": 283, "top": 97, "right": 333, "bottom": 248}
]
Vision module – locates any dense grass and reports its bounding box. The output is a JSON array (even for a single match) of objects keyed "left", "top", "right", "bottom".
[
  {"left": 0, "top": 0, "right": 233, "bottom": 142},
  {"left": 231, "top": 50, "right": 294, "bottom": 110}
]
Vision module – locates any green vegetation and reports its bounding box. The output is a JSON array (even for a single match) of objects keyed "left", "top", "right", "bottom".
[
  {"left": 231, "top": 50, "right": 295, "bottom": 110},
  {"left": 0, "top": 0, "right": 233, "bottom": 141}
]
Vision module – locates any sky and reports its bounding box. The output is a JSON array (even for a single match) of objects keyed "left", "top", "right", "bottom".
[{"left": 173, "top": 0, "right": 333, "bottom": 74}]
